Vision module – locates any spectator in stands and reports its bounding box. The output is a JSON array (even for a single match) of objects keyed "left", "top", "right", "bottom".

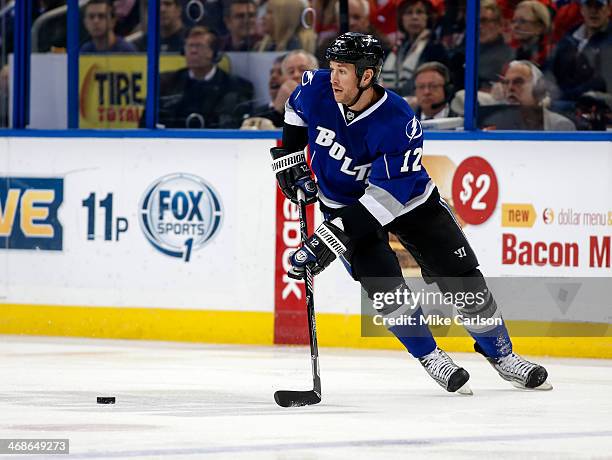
[
  {"left": 435, "top": 0, "right": 467, "bottom": 91},
  {"left": 218, "top": 0, "right": 260, "bottom": 51},
  {"left": 412, "top": 61, "right": 458, "bottom": 120},
  {"left": 269, "top": 55, "right": 286, "bottom": 99},
  {"left": 113, "top": 0, "right": 141, "bottom": 36},
  {"left": 242, "top": 50, "right": 318, "bottom": 129},
  {"left": 272, "top": 50, "right": 318, "bottom": 116},
  {"left": 380, "top": 0, "right": 448, "bottom": 96},
  {"left": 280, "top": 49, "right": 319, "bottom": 85},
  {"left": 550, "top": 0, "right": 611, "bottom": 101},
  {"left": 488, "top": 60, "right": 576, "bottom": 130},
  {"left": 370, "top": 0, "right": 400, "bottom": 41},
  {"left": 347, "top": 0, "right": 370, "bottom": 34},
  {"left": 241, "top": 55, "right": 287, "bottom": 129},
  {"left": 81, "top": 0, "right": 137, "bottom": 53},
  {"left": 255, "top": 0, "right": 316, "bottom": 53},
  {"left": 511, "top": 0, "right": 552, "bottom": 67},
  {"left": 498, "top": 0, "right": 557, "bottom": 23},
  {"left": 437, "top": 0, "right": 466, "bottom": 51},
  {"left": 153, "top": 26, "right": 254, "bottom": 128},
  {"left": 552, "top": 1, "right": 583, "bottom": 42},
  {"left": 315, "top": 0, "right": 391, "bottom": 67},
  {"left": 135, "top": 0, "right": 185, "bottom": 52},
  {"left": 479, "top": 0, "right": 513, "bottom": 91},
  {"left": 313, "top": 0, "right": 340, "bottom": 45}
]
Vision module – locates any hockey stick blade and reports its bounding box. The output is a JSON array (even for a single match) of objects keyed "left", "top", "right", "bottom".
[{"left": 274, "top": 390, "right": 321, "bottom": 408}]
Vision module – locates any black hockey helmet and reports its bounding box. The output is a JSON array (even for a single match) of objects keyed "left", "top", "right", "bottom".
[{"left": 325, "top": 32, "right": 384, "bottom": 84}]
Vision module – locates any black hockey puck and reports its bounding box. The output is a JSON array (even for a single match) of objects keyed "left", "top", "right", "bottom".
[{"left": 97, "top": 396, "right": 116, "bottom": 404}]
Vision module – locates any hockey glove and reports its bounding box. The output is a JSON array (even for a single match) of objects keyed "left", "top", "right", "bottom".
[
  {"left": 270, "top": 147, "right": 318, "bottom": 204},
  {"left": 288, "top": 221, "right": 350, "bottom": 279}
]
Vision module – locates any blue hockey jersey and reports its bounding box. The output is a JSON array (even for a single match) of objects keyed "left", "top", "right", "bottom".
[{"left": 285, "top": 69, "right": 435, "bottom": 227}]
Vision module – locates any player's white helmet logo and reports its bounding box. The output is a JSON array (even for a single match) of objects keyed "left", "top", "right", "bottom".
[
  {"left": 405, "top": 116, "right": 423, "bottom": 143},
  {"left": 302, "top": 70, "right": 316, "bottom": 86}
]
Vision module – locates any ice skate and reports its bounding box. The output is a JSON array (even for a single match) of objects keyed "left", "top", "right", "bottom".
[
  {"left": 475, "top": 343, "right": 553, "bottom": 390},
  {"left": 418, "top": 347, "right": 472, "bottom": 395}
]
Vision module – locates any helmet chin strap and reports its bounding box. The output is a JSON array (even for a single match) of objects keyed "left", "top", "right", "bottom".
[
  {"left": 347, "top": 71, "right": 373, "bottom": 109},
  {"left": 347, "top": 86, "right": 366, "bottom": 108}
]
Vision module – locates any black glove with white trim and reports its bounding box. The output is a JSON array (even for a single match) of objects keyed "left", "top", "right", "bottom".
[
  {"left": 270, "top": 147, "right": 318, "bottom": 204},
  {"left": 288, "top": 221, "right": 350, "bottom": 279}
]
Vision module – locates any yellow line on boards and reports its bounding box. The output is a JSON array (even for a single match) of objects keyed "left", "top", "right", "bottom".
[
  {"left": 316, "top": 313, "right": 612, "bottom": 359},
  {"left": 0, "top": 304, "right": 273, "bottom": 345},
  {"left": 1, "top": 304, "right": 610, "bottom": 358}
]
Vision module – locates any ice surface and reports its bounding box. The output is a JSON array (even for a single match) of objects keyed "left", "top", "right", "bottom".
[{"left": 0, "top": 336, "right": 610, "bottom": 459}]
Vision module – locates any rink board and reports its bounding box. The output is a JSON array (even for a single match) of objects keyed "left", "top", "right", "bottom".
[{"left": 1, "top": 137, "right": 611, "bottom": 357}]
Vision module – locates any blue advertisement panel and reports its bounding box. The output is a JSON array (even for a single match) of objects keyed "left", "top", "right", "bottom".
[{"left": 0, "top": 177, "right": 64, "bottom": 251}]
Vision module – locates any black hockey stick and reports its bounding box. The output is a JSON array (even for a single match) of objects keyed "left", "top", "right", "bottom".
[{"left": 274, "top": 190, "right": 321, "bottom": 407}]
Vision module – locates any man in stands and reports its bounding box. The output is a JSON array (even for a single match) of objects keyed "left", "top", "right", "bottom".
[
  {"left": 135, "top": 0, "right": 186, "bottom": 52},
  {"left": 486, "top": 60, "right": 576, "bottom": 130},
  {"left": 81, "top": 0, "right": 137, "bottom": 53},
  {"left": 242, "top": 55, "right": 287, "bottom": 129},
  {"left": 479, "top": 0, "right": 513, "bottom": 91},
  {"left": 550, "top": 0, "right": 611, "bottom": 101},
  {"left": 154, "top": 26, "right": 254, "bottom": 128},
  {"left": 218, "top": 0, "right": 260, "bottom": 51},
  {"left": 243, "top": 50, "right": 318, "bottom": 129},
  {"left": 315, "top": 0, "right": 390, "bottom": 66},
  {"left": 412, "top": 62, "right": 458, "bottom": 121}
]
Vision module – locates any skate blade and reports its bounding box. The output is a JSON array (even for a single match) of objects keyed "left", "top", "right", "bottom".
[
  {"left": 456, "top": 382, "right": 473, "bottom": 396},
  {"left": 510, "top": 380, "right": 553, "bottom": 391}
]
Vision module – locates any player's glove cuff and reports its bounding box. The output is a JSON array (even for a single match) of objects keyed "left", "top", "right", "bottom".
[
  {"left": 288, "top": 221, "right": 350, "bottom": 279},
  {"left": 270, "top": 147, "right": 318, "bottom": 204},
  {"left": 271, "top": 148, "right": 305, "bottom": 173}
]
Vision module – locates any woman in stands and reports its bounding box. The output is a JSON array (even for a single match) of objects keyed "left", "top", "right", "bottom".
[
  {"left": 510, "top": 0, "right": 552, "bottom": 68},
  {"left": 380, "top": 0, "right": 448, "bottom": 96},
  {"left": 256, "top": 0, "right": 316, "bottom": 53}
]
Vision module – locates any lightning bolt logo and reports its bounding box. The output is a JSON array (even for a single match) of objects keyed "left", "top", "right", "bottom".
[{"left": 405, "top": 116, "right": 423, "bottom": 143}]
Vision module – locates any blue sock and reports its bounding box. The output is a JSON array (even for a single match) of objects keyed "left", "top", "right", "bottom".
[
  {"left": 470, "top": 321, "right": 513, "bottom": 358},
  {"left": 387, "top": 307, "right": 437, "bottom": 358}
]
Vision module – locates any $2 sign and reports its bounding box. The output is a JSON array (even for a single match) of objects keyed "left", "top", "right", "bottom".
[{"left": 451, "top": 156, "right": 499, "bottom": 225}]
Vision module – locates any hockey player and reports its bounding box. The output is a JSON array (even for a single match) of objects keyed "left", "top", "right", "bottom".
[{"left": 270, "top": 32, "right": 552, "bottom": 394}]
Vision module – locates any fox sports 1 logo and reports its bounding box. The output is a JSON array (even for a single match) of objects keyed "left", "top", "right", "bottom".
[{"left": 139, "top": 173, "right": 223, "bottom": 261}]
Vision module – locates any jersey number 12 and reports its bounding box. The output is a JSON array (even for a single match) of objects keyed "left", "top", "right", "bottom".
[{"left": 400, "top": 148, "right": 423, "bottom": 173}]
